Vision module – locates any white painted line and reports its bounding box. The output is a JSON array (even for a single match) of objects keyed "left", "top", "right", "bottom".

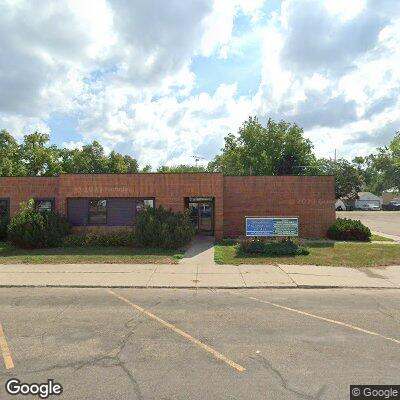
[
  {"left": 228, "top": 291, "right": 400, "bottom": 345},
  {"left": 106, "top": 289, "right": 245, "bottom": 372}
]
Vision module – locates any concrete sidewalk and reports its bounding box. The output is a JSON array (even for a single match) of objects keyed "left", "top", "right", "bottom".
[
  {"left": 179, "top": 235, "right": 216, "bottom": 265},
  {"left": 0, "top": 262, "right": 399, "bottom": 288}
]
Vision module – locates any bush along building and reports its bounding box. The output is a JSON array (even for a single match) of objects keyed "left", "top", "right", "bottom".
[{"left": 0, "top": 173, "right": 335, "bottom": 240}]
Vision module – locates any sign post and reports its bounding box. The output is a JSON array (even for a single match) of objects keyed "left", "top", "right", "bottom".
[{"left": 245, "top": 217, "right": 299, "bottom": 238}]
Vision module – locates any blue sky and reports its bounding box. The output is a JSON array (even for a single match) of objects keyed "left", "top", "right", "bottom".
[{"left": 0, "top": 0, "right": 399, "bottom": 167}]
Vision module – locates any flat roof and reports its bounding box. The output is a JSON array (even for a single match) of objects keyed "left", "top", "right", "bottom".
[{"left": 0, "top": 173, "right": 335, "bottom": 177}]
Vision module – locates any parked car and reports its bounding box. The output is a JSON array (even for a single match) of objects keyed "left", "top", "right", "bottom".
[
  {"left": 359, "top": 203, "right": 381, "bottom": 211},
  {"left": 386, "top": 201, "right": 400, "bottom": 211},
  {"left": 335, "top": 199, "right": 346, "bottom": 211}
]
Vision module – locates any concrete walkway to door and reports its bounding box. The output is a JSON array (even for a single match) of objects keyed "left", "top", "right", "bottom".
[{"left": 179, "top": 235, "right": 216, "bottom": 266}]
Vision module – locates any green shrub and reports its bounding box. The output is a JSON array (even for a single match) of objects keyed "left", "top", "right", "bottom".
[
  {"left": 327, "top": 218, "right": 371, "bottom": 241},
  {"left": 0, "top": 217, "right": 8, "bottom": 241},
  {"left": 7, "top": 200, "right": 70, "bottom": 249},
  {"left": 135, "top": 206, "right": 195, "bottom": 249},
  {"left": 239, "top": 237, "right": 309, "bottom": 256},
  {"left": 62, "top": 230, "right": 135, "bottom": 247}
]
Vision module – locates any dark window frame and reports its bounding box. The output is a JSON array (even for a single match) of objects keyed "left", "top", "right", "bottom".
[
  {"left": 0, "top": 198, "right": 10, "bottom": 221},
  {"left": 34, "top": 198, "right": 55, "bottom": 213},
  {"left": 65, "top": 197, "right": 156, "bottom": 227},
  {"left": 88, "top": 198, "right": 108, "bottom": 225}
]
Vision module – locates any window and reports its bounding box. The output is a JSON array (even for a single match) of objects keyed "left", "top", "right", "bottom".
[
  {"left": 0, "top": 199, "right": 9, "bottom": 221},
  {"left": 136, "top": 198, "right": 155, "bottom": 212},
  {"left": 88, "top": 199, "right": 107, "bottom": 224},
  {"left": 35, "top": 199, "right": 54, "bottom": 213}
]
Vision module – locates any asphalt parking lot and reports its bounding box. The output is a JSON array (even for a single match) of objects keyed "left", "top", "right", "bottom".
[
  {"left": 0, "top": 288, "right": 399, "bottom": 399},
  {"left": 337, "top": 211, "right": 400, "bottom": 237}
]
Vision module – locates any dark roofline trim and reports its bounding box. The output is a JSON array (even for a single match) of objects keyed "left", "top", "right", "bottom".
[{"left": 0, "top": 172, "right": 335, "bottom": 178}]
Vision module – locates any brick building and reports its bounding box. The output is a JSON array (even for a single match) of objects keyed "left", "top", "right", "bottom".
[{"left": 0, "top": 173, "right": 335, "bottom": 239}]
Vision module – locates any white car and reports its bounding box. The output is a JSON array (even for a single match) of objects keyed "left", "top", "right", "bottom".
[{"left": 359, "top": 203, "right": 380, "bottom": 211}]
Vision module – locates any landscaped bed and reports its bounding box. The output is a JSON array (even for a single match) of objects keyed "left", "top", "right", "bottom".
[
  {"left": 0, "top": 241, "right": 182, "bottom": 264},
  {"left": 214, "top": 242, "right": 400, "bottom": 267},
  {"left": 0, "top": 202, "right": 192, "bottom": 264}
]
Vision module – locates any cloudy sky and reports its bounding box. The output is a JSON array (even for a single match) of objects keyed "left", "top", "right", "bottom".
[{"left": 0, "top": 0, "right": 399, "bottom": 167}]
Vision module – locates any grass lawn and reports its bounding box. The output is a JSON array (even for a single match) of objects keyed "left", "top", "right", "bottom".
[
  {"left": 215, "top": 242, "right": 400, "bottom": 267},
  {"left": 370, "top": 234, "right": 394, "bottom": 242},
  {"left": 0, "top": 242, "right": 182, "bottom": 264}
]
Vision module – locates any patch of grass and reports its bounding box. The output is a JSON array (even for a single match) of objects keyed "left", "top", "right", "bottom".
[
  {"left": 0, "top": 241, "right": 181, "bottom": 264},
  {"left": 370, "top": 234, "right": 394, "bottom": 242},
  {"left": 214, "top": 242, "right": 400, "bottom": 267}
]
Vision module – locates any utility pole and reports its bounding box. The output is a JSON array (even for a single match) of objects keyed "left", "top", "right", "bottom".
[{"left": 191, "top": 155, "right": 205, "bottom": 167}]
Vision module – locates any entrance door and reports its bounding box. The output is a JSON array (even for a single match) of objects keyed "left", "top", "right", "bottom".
[
  {"left": 198, "top": 202, "right": 213, "bottom": 233},
  {"left": 187, "top": 199, "right": 213, "bottom": 234}
]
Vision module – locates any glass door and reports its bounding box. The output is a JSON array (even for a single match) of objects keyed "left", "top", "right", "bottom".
[
  {"left": 186, "top": 198, "right": 214, "bottom": 234},
  {"left": 188, "top": 202, "right": 199, "bottom": 229},
  {"left": 198, "top": 202, "right": 213, "bottom": 233}
]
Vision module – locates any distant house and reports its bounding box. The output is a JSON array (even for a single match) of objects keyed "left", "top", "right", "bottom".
[
  {"left": 382, "top": 190, "right": 400, "bottom": 205},
  {"left": 355, "top": 192, "right": 382, "bottom": 209}
]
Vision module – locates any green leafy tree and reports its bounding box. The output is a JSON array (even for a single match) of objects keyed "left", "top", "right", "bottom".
[
  {"left": 107, "top": 151, "right": 126, "bottom": 173},
  {"left": 62, "top": 141, "right": 108, "bottom": 173},
  {"left": 59, "top": 148, "right": 79, "bottom": 173},
  {"left": 318, "top": 158, "right": 364, "bottom": 199},
  {"left": 61, "top": 146, "right": 139, "bottom": 174},
  {"left": 122, "top": 155, "right": 139, "bottom": 173},
  {"left": 372, "top": 132, "right": 400, "bottom": 192},
  {"left": 352, "top": 155, "right": 385, "bottom": 195},
  {"left": 157, "top": 164, "right": 206, "bottom": 173},
  {"left": 140, "top": 164, "right": 152, "bottom": 173},
  {"left": 0, "top": 130, "right": 25, "bottom": 176},
  {"left": 207, "top": 117, "right": 318, "bottom": 175},
  {"left": 19, "top": 132, "right": 62, "bottom": 176}
]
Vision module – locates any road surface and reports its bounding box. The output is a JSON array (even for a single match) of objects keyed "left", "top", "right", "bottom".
[
  {"left": 337, "top": 211, "right": 400, "bottom": 237},
  {"left": 0, "top": 288, "right": 399, "bottom": 399}
]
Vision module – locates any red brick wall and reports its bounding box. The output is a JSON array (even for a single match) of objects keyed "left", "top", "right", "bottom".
[
  {"left": 58, "top": 173, "right": 224, "bottom": 240},
  {"left": 0, "top": 173, "right": 335, "bottom": 240},
  {"left": 223, "top": 176, "right": 335, "bottom": 238},
  {"left": 0, "top": 177, "right": 59, "bottom": 215}
]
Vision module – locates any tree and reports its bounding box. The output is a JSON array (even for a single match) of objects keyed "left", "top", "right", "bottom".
[
  {"left": 107, "top": 151, "right": 139, "bottom": 173},
  {"left": 157, "top": 164, "right": 206, "bottom": 173},
  {"left": 140, "top": 165, "right": 152, "bottom": 173},
  {"left": 62, "top": 141, "right": 108, "bottom": 173},
  {"left": 0, "top": 130, "right": 25, "bottom": 176},
  {"left": 19, "top": 132, "right": 62, "bottom": 176},
  {"left": 352, "top": 155, "right": 385, "bottom": 195},
  {"left": 61, "top": 145, "right": 139, "bottom": 174},
  {"left": 371, "top": 132, "right": 400, "bottom": 192},
  {"left": 0, "top": 130, "right": 142, "bottom": 176},
  {"left": 318, "top": 158, "right": 364, "bottom": 199},
  {"left": 207, "top": 117, "right": 318, "bottom": 175},
  {"left": 123, "top": 155, "right": 139, "bottom": 173}
]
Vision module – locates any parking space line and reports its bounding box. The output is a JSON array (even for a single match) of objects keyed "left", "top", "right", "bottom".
[
  {"left": 228, "top": 291, "right": 400, "bottom": 346},
  {"left": 106, "top": 289, "right": 245, "bottom": 372},
  {"left": 0, "top": 323, "right": 14, "bottom": 369}
]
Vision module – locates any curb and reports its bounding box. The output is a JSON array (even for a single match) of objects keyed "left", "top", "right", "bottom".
[{"left": 0, "top": 285, "right": 398, "bottom": 289}]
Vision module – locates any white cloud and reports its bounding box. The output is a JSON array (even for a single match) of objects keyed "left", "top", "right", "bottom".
[
  {"left": 0, "top": 0, "right": 399, "bottom": 167},
  {"left": 74, "top": 83, "right": 254, "bottom": 166},
  {"left": 0, "top": 115, "right": 50, "bottom": 139},
  {"left": 255, "top": 0, "right": 400, "bottom": 158}
]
